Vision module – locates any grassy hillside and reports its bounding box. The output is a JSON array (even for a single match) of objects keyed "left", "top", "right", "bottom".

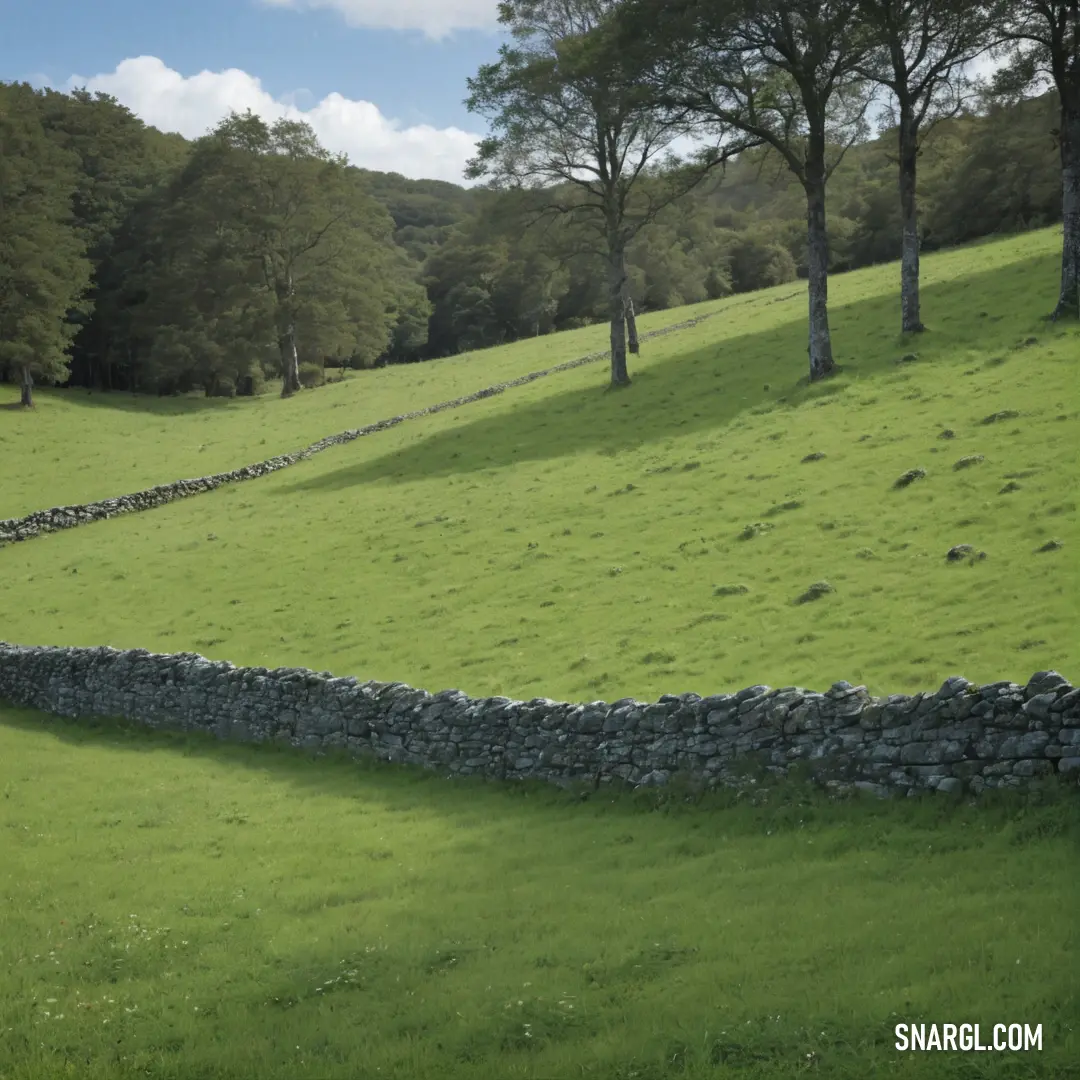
[
  {"left": 1, "top": 707, "right": 1076, "bottom": 1080},
  {"left": 0, "top": 303, "right": 719, "bottom": 519},
  {"left": 1, "top": 226, "right": 1079, "bottom": 1080},
  {"left": 0, "top": 227, "right": 1076, "bottom": 702}
]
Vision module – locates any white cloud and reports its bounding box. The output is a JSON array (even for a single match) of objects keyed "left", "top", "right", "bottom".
[
  {"left": 258, "top": 0, "right": 500, "bottom": 38},
  {"left": 66, "top": 56, "right": 483, "bottom": 184}
]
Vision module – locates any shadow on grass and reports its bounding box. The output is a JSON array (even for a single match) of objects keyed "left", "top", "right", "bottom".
[
  {"left": 276, "top": 252, "right": 1061, "bottom": 494},
  {"left": 2, "top": 702, "right": 1075, "bottom": 837},
  {"left": 3, "top": 702, "right": 1077, "bottom": 1078},
  {"left": 0, "top": 385, "right": 256, "bottom": 417}
]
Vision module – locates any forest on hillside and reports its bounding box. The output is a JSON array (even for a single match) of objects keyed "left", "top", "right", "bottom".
[{"left": 0, "top": 0, "right": 1074, "bottom": 402}]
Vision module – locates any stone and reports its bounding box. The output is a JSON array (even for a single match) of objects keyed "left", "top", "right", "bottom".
[
  {"left": 900, "top": 742, "right": 943, "bottom": 765},
  {"left": 636, "top": 770, "right": 670, "bottom": 788},
  {"left": 1012, "top": 759, "right": 1054, "bottom": 777},
  {"left": 935, "top": 675, "right": 971, "bottom": 699},
  {"left": 946, "top": 544, "right": 976, "bottom": 562},
  {"left": 893, "top": 467, "right": 927, "bottom": 488},
  {"left": 1023, "top": 693, "right": 1058, "bottom": 721},
  {"left": 1025, "top": 672, "right": 1071, "bottom": 698},
  {"left": 854, "top": 781, "right": 890, "bottom": 798}
]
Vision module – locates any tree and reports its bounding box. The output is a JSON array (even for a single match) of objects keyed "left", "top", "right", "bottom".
[
  {"left": 728, "top": 230, "right": 799, "bottom": 291},
  {"left": 993, "top": 1, "right": 1080, "bottom": 319},
  {"left": 209, "top": 112, "right": 379, "bottom": 395},
  {"left": 35, "top": 87, "right": 188, "bottom": 389},
  {"left": 110, "top": 112, "right": 408, "bottom": 396},
  {"left": 855, "top": 1, "right": 1002, "bottom": 333},
  {"left": 620, "top": 0, "right": 878, "bottom": 381},
  {"left": 0, "top": 84, "right": 92, "bottom": 406},
  {"left": 465, "top": 0, "right": 739, "bottom": 387},
  {"left": 922, "top": 91, "right": 1060, "bottom": 244},
  {"left": 382, "top": 252, "right": 432, "bottom": 365}
]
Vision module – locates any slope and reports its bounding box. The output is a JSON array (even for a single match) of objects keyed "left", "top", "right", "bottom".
[
  {"left": 1, "top": 227, "right": 1076, "bottom": 704},
  {"left": 0, "top": 303, "right": 723, "bottom": 519}
]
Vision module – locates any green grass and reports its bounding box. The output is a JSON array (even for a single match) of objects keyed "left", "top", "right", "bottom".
[
  {"left": 0, "top": 301, "right": 721, "bottom": 518},
  {"left": 1, "top": 227, "right": 1076, "bottom": 701},
  {"left": 1, "top": 226, "right": 1079, "bottom": 1079},
  {"left": 1, "top": 707, "right": 1077, "bottom": 1080}
]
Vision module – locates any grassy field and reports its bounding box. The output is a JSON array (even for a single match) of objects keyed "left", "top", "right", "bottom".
[
  {"left": 1, "top": 225, "right": 1079, "bottom": 1079},
  {"left": 1, "top": 707, "right": 1077, "bottom": 1080},
  {"left": 0, "top": 227, "right": 1076, "bottom": 702},
  {"left": 0, "top": 301, "right": 723, "bottom": 518}
]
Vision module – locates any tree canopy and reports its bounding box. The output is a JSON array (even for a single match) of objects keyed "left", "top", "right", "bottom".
[{"left": 0, "top": 58, "right": 1071, "bottom": 405}]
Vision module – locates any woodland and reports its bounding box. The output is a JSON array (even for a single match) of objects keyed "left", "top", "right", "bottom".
[{"left": 0, "top": 0, "right": 1076, "bottom": 403}]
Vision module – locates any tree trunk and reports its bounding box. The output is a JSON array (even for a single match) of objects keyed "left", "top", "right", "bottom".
[
  {"left": 624, "top": 287, "right": 639, "bottom": 355},
  {"left": 275, "top": 268, "right": 302, "bottom": 396},
  {"left": 279, "top": 326, "right": 301, "bottom": 397},
  {"left": 898, "top": 109, "right": 924, "bottom": 334},
  {"left": 804, "top": 164, "right": 835, "bottom": 382},
  {"left": 1052, "top": 105, "right": 1080, "bottom": 321},
  {"left": 19, "top": 365, "right": 34, "bottom": 408},
  {"left": 608, "top": 238, "right": 631, "bottom": 386}
]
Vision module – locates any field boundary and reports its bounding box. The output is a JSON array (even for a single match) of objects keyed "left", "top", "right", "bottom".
[
  {"left": 0, "top": 312, "right": 718, "bottom": 547},
  {"left": 2, "top": 641, "right": 1077, "bottom": 796}
]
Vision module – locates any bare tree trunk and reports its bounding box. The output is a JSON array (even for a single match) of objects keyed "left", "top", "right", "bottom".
[
  {"left": 279, "top": 326, "right": 301, "bottom": 397},
  {"left": 1052, "top": 106, "right": 1080, "bottom": 321},
  {"left": 898, "top": 108, "right": 925, "bottom": 334},
  {"left": 624, "top": 287, "right": 639, "bottom": 355},
  {"left": 804, "top": 160, "right": 835, "bottom": 382},
  {"left": 608, "top": 238, "right": 631, "bottom": 386},
  {"left": 19, "top": 365, "right": 34, "bottom": 408}
]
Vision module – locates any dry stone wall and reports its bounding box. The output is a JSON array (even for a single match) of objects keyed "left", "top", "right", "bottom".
[
  {"left": 0, "top": 313, "right": 716, "bottom": 546},
  {"left": 2, "top": 642, "right": 1078, "bottom": 797}
]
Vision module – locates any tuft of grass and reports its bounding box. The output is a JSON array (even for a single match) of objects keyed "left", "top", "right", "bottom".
[
  {"left": 981, "top": 409, "right": 1021, "bottom": 424},
  {"left": 713, "top": 583, "right": 750, "bottom": 596},
  {"left": 765, "top": 499, "right": 804, "bottom": 516}
]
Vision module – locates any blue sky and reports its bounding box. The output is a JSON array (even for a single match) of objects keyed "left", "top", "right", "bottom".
[
  {"left": 1, "top": 0, "right": 506, "bottom": 182},
  {"left": 2, "top": 0, "right": 1001, "bottom": 185}
]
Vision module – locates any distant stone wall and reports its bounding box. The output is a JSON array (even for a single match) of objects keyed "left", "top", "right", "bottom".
[
  {"left": 0, "top": 312, "right": 717, "bottom": 546},
  {"left": 2, "top": 642, "right": 1077, "bottom": 797}
]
